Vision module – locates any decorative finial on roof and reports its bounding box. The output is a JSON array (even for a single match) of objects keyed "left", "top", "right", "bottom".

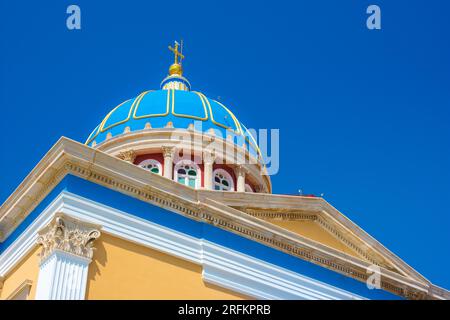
[
  {"left": 168, "top": 40, "right": 184, "bottom": 76},
  {"left": 168, "top": 40, "right": 184, "bottom": 65},
  {"left": 161, "top": 40, "right": 191, "bottom": 91}
]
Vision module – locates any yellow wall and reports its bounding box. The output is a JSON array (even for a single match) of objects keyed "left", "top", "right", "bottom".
[
  {"left": 86, "top": 233, "right": 249, "bottom": 300},
  {"left": 0, "top": 246, "right": 40, "bottom": 300},
  {"left": 269, "top": 220, "right": 360, "bottom": 259}
]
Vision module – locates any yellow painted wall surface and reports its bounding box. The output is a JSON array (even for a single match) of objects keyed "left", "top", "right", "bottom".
[
  {"left": 269, "top": 220, "right": 361, "bottom": 259},
  {"left": 0, "top": 246, "right": 40, "bottom": 300},
  {"left": 86, "top": 233, "right": 249, "bottom": 300}
]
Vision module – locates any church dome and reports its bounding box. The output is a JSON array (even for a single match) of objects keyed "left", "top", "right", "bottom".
[
  {"left": 84, "top": 41, "right": 270, "bottom": 194},
  {"left": 86, "top": 66, "right": 261, "bottom": 160},
  {"left": 86, "top": 90, "right": 260, "bottom": 159}
]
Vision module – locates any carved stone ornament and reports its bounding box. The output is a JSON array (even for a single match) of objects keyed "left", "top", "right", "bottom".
[
  {"left": 117, "top": 149, "right": 136, "bottom": 163},
  {"left": 36, "top": 215, "right": 101, "bottom": 262},
  {"left": 162, "top": 146, "right": 175, "bottom": 159}
]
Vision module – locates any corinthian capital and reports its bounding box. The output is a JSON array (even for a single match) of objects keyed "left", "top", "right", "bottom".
[
  {"left": 203, "top": 151, "right": 216, "bottom": 165},
  {"left": 36, "top": 215, "right": 101, "bottom": 262},
  {"left": 117, "top": 149, "right": 136, "bottom": 163},
  {"left": 162, "top": 146, "right": 175, "bottom": 159}
]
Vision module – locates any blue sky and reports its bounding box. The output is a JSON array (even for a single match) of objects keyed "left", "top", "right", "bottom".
[{"left": 1, "top": 1, "right": 449, "bottom": 289}]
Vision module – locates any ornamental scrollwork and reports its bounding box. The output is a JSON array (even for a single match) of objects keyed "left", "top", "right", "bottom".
[
  {"left": 162, "top": 146, "right": 175, "bottom": 159},
  {"left": 117, "top": 150, "right": 136, "bottom": 163},
  {"left": 36, "top": 216, "right": 101, "bottom": 262}
]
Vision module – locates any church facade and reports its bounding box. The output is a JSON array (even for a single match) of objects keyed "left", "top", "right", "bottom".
[{"left": 0, "top": 43, "right": 448, "bottom": 300}]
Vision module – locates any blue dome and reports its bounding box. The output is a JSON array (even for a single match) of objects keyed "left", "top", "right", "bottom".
[{"left": 86, "top": 89, "right": 260, "bottom": 159}]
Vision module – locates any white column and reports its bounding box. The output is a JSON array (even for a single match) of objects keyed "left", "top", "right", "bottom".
[
  {"left": 35, "top": 250, "right": 91, "bottom": 300},
  {"left": 203, "top": 151, "right": 215, "bottom": 190},
  {"left": 35, "top": 215, "right": 101, "bottom": 300},
  {"left": 235, "top": 165, "right": 246, "bottom": 192},
  {"left": 162, "top": 146, "right": 174, "bottom": 180}
]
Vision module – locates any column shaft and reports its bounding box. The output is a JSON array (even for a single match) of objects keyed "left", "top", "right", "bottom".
[
  {"left": 162, "top": 146, "right": 174, "bottom": 179},
  {"left": 235, "top": 166, "right": 246, "bottom": 192},
  {"left": 203, "top": 151, "right": 215, "bottom": 190},
  {"left": 204, "top": 162, "right": 213, "bottom": 190},
  {"left": 35, "top": 251, "right": 90, "bottom": 300}
]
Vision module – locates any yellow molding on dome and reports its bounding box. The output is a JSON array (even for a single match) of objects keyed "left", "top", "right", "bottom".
[
  {"left": 85, "top": 124, "right": 100, "bottom": 145},
  {"left": 195, "top": 93, "right": 264, "bottom": 164},
  {"left": 86, "top": 96, "right": 137, "bottom": 144},
  {"left": 212, "top": 99, "right": 243, "bottom": 135},
  {"left": 133, "top": 90, "right": 169, "bottom": 120},
  {"left": 173, "top": 90, "right": 208, "bottom": 121},
  {"left": 240, "top": 124, "right": 264, "bottom": 163},
  {"left": 87, "top": 96, "right": 137, "bottom": 145},
  {"left": 99, "top": 98, "right": 135, "bottom": 133},
  {"left": 212, "top": 98, "right": 263, "bottom": 163},
  {"left": 195, "top": 92, "right": 239, "bottom": 133},
  {"left": 244, "top": 136, "right": 263, "bottom": 165}
]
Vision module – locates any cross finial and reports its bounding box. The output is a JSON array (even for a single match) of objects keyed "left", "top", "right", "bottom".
[{"left": 168, "top": 40, "right": 185, "bottom": 65}]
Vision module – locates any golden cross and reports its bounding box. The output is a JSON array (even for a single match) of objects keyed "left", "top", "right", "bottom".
[{"left": 168, "top": 41, "right": 185, "bottom": 64}]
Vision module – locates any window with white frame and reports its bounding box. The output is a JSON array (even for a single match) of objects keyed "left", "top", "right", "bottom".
[
  {"left": 245, "top": 184, "right": 253, "bottom": 193},
  {"left": 139, "top": 159, "right": 162, "bottom": 175},
  {"left": 6, "top": 280, "right": 32, "bottom": 300},
  {"left": 174, "top": 161, "right": 201, "bottom": 188},
  {"left": 213, "top": 169, "right": 234, "bottom": 191}
]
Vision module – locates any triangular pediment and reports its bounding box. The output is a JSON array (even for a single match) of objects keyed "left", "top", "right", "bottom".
[
  {"left": 191, "top": 198, "right": 422, "bottom": 284},
  {"left": 231, "top": 207, "right": 397, "bottom": 271},
  {"left": 252, "top": 214, "right": 364, "bottom": 260}
]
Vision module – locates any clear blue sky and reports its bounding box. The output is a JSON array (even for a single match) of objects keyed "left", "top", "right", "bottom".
[{"left": 1, "top": 1, "right": 449, "bottom": 289}]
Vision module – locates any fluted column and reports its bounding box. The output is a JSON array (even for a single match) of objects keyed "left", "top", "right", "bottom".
[
  {"left": 234, "top": 165, "right": 246, "bottom": 192},
  {"left": 162, "top": 146, "right": 175, "bottom": 180},
  {"left": 203, "top": 151, "right": 215, "bottom": 190},
  {"left": 35, "top": 215, "right": 101, "bottom": 300}
]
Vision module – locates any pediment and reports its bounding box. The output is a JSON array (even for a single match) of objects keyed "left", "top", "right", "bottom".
[
  {"left": 230, "top": 205, "right": 421, "bottom": 281},
  {"left": 257, "top": 215, "right": 364, "bottom": 260}
]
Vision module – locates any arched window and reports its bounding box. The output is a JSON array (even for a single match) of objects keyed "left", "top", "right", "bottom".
[
  {"left": 245, "top": 184, "right": 253, "bottom": 193},
  {"left": 213, "top": 169, "right": 234, "bottom": 191},
  {"left": 139, "top": 159, "right": 162, "bottom": 175},
  {"left": 174, "top": 161, "right": 201, "bottom": 188}
]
